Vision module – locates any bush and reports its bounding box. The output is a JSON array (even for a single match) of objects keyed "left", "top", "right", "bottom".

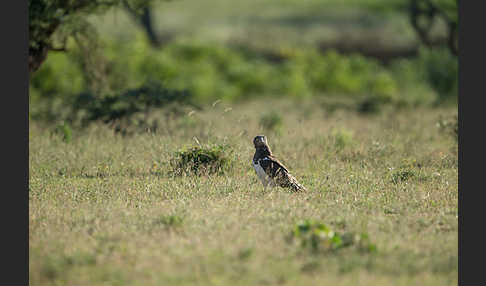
[
  {"left": 29, "top": 51, "right": 86, "bottom": 121},
  {"left": 391, "top": 169, "right": 416, "bottom": 184},
  {"left": 152, "top": 214, "right": 184, "bottom": 230},
  {"left": 170, "top": 143, "right": 234, "bottom": 176},
  {"left": 287, "top": 220, "right": 377, "bottom": 254},
  {"left": 69, "top": 81, "right": 193, "bottom": 133},
  {"left": 418, "top": 48, "right": 458, "bottom": 102},
  {"left": 30, "top": 36, "right": 457, "bottom": 121},
  {"left": 389, "top": 48, "right": 457, "bottom": 105}
]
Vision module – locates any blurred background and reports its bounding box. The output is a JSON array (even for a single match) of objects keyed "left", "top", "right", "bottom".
[{"left": 29, "top": 0, "right": 458, "bottom": 131}]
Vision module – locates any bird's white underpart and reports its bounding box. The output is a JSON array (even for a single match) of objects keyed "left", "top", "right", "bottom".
[{"left": 253, "top": 159, "right": 275, "bottom": 188}]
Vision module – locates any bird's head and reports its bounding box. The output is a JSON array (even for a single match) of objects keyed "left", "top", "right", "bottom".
[{"left": 253, "top": 135, "right": 269, "bottom": 149}]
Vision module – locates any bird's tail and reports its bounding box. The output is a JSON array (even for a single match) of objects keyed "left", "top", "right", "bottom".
[{"left": 276, "top": 171, "right": 307, "bottom": 192}]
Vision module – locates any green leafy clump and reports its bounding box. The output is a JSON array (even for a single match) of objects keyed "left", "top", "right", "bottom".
[
  {"left": 152, "top": 214, "right": 184, "bottom": 229},
  {"left": 418, "top": 48, "right": 458, "bottom": 102},
  {"left": 170, "top": 144, "right": 234, "bottom": 176},
  {"left": 31, "top": 39, "right": 457, "bottom": 120},
  {"left": 288, "top": 220, "right": 377, "bottom": 254},
  {"left": 70, "top": 81, "right": 193, "bottom": 133},
  {"left": 391, "top": 169, "right": 416, "bottom": 184},
  {"left": 259, "top": 111, "right": 283, "bottom": 134}
]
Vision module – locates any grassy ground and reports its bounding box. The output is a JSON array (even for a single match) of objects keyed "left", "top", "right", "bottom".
[{"left": 29, "top": 98, "right": 458, "bottom": 285}]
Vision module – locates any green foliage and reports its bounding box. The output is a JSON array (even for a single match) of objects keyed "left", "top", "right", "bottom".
[
  {"left": 31, "top": 38, "right": 457, "bottom": 120},
  {"left": 29, "top": 40, "right": 398, "bottom": 104},
  {"left": 170, "top": 144, "right": 234, "bottom": 176},
  {"left": 259, "top": 111, "right": 283, "bottom": 134},
  {"left": 391, "top": 169, "right": 416, "bottom": 184},
  {"left": 153, "top": 214, "right": 184, "bottom": 229},
  {"left": 28, "top": 0, "right": 155, "bottom": 72},
  {"left": 29, "top": 51, "right": 86, "bottom": 121},
  {"left": 69, "top": 81, "right": 193, "bottom": 131},
  {"left": 288, "top": 220, "right": 377, "bottom": 254},
  {"left": 418, "top": 48, "right": 458, "bottom": 102},
  {"left": 30, "top": 52, "right": 85, "bottom": 98},
  {"left": 40, "top": 250, "right": 97, "bottom": 281}
]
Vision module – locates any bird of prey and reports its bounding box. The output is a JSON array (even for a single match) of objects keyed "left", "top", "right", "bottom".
[{"left": 252, "top": 135, "right": 306, "bottom": 192}]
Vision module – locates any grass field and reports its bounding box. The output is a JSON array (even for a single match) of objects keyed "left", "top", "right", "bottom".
[{"left": 29, "top": 98, "right": 458, "bottom": 285}]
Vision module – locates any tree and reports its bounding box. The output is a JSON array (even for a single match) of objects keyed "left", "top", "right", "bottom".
[
  {"left": 409, "top": 0, "right": 458, "bottom": 56},
  {"left": 28, "top": 0, "right": 154, "bottom": 74}
]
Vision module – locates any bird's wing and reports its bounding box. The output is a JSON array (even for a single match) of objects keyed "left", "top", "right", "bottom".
[{"left": 259, "top": 155, "right": 289, "bottom": 178}]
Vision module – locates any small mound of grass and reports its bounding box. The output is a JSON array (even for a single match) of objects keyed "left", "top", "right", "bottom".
[
  {"left": 287, "top": 220, "right": 376, "bottom": 254},
  {"left": 170, "top": 143, "right": 233, "bottom": 176}
]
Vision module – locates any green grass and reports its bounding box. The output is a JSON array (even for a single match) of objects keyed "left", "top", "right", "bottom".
[{"left": 29, "top": 98, "right": 458, "bottom": 285}]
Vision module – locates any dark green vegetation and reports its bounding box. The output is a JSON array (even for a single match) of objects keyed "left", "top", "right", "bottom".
[
  {"left": 288, "top": 220, "right": 377, "bottom": 253},
  {"left": 29, "top": 0, "right": 457, "bottom": 285},
  {"left": 30, "top": 43, "right": 456, "bottom": 123},
  {"left": 170, "top": 144, "right": 234, "bottom": 176},
  {"left": 29, "top": 0, "right": 457, "bottom": 126}
]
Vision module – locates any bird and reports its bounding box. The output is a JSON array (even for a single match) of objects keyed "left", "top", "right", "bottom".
[{"left": 252, "top": 135, "right": 306, "bottom": 192}]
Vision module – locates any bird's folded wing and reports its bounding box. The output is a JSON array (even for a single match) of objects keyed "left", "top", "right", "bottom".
[{"left": 259, "top": 156, "right": 289, "bottom": 177}]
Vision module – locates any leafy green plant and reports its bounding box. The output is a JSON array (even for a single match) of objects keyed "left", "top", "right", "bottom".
[
  {"left": 391, "top": 169, "right": 416, "bottom": 184},
  {"left": 29, "top": 0, "right": 154, "bottom": 73},
  {"left": 70, "top": 81, "right": 193, "bottom": 133},
  {"left": 415, "top": 48, "right": 458, "bottom": 102},
  {"left": 288, "top": 220, "right": 377, "bottom": 254},
  {"left": 30, "top": 40, "right": 457, "bottom": 123},
  {"left": 153, "top": 214, "right": 184, "bottom": 229},
  {"left": 170, "top": 143, "right": 234, "bottom": 176}
]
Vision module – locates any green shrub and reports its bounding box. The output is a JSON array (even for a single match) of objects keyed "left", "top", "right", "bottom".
[
  {"left": 288, "top": 220, "right": 377, "bottom": 254},
  {"left": 170, "top": 144, "right": 234, "bottom": 176},
  {"left": 389, "top": 59, "right": 438, "bottom": 107},
  {"left": 391, "top": 169, "right": 416, "bottom": 184},
  {"left": 390, "top": 48, "right": 457, "bottom": 105},
  {"left": 30, "top": 37, "right": 456, "bottom": 120},
  {"left": 29, "top": 51, "right": 86, "bottom": 121},
  {"left": 418, "top": 48, "right": 458, "bottom": 102},
  {"left": 152, "top": 214, "right": 184, "bottom": 229},
  {"left": 70, "top": 81, "right": 193, "bottom": 132}
]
